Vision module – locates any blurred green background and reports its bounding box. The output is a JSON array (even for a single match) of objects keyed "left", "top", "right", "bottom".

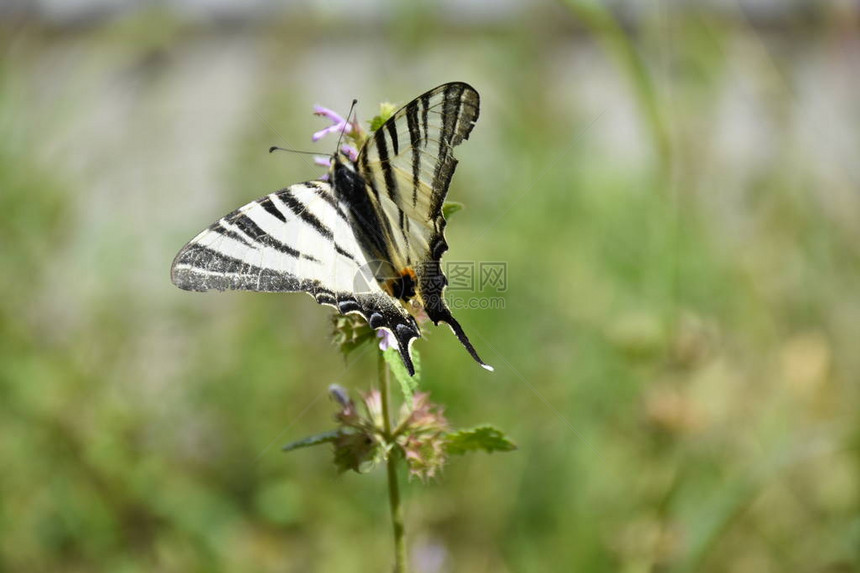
[{"left": 2, "top": 1, "right": 859, "bottom": 571}]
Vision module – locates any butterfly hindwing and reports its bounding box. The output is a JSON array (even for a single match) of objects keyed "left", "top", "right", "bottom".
[
  {"left": 358, "top": 82, "right": 479, "bottom": 268},
  {"left": 354, "top": 82, "right": 492, "bottom": 370}
]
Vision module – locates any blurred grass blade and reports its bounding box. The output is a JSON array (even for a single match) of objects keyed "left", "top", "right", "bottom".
[{"left": 561, "top": 0, "right": 670, "bottom": 179}]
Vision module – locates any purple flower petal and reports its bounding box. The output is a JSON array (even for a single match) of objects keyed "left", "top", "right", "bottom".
[
  {"left": 313, "top": 105, "right": 346, "bottom": 125},
  {"left": 314, "top": 155, "right": 332, "bottom": 167},
  {"left": 312, "top": 122, "right": 351, "bottom": 142},
  {"left": 341, "top": 144, "right": 359, "bottom": 162},
  {"left": 377, "top": 329, "right": 397, "bottom": 351},
  {"left": 328, "top": 384, "right": 351, "bottom": 407}
]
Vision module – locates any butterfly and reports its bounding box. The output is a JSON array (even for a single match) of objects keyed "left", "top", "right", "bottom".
[{"left": 171, "top": 82, "right": 491, "bottom": 375}]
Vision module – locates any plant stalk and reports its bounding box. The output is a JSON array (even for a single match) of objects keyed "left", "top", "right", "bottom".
[{"left": 379, "top": 351, "right": 407, "bottom": 572}]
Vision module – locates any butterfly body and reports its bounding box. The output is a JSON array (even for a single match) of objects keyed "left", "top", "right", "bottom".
[{"left": 172, "top": 82, "right": 491, "bottom": 374}]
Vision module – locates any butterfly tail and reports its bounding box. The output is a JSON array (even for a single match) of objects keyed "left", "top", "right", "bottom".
[
  {"left": 428, "top": 306, "right": 494, "bottom": 372},
  {"left": 390, "top": 323, "right": 418, "bottom": 376}
]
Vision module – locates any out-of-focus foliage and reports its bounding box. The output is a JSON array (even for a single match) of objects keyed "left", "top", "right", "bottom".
[
  {"left": 384, "top": 346, "right": 421, "bottom": 402},
  {"left": 445, "top": 426, "right": 517, "bottom": 456},
  {"left": 1, "top": 2, "right": 859, "bottom": 572}
]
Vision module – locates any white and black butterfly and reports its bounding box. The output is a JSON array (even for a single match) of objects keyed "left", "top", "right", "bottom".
[{"left": 171, "top": 82, "right": 491, "bottom": 375}]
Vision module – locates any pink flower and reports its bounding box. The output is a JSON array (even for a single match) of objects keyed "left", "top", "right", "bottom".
[
  {"left": 377, "top": 329, "right": 397, "bottom": 351},
  {"left": 340, "top": 144, "right": 359, "bottom": 162},
  {"left": 312, "top": 105, "right": 352, "bottom": 142},
  {"left": 395, "top": 394, "right": 450, "bottom": 482},
  {"left": 314, "top": 155, "right": 332, "bottom": 180},
  {"left": 327, "top": 385, "right": 452, "bottom": 479}
]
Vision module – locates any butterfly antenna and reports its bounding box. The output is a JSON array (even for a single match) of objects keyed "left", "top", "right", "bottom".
[
  {"left": 268, "top": 146, "right": 321, "bottom": 155},
  {"left": 335, "top": 99, "right": 358, "bottom": 156}
]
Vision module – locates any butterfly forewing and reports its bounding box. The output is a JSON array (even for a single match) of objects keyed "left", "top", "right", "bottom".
[
  {"left": 174, "top": 182, "right": 345, "bottom": 292},
  {"left": 171, "top": 180, "right": 422, "bottom": 373}
]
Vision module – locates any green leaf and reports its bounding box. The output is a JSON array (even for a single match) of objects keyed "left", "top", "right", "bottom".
[
  {"left": 333, "top": 431, "right": 382, "bottom": 474},
  {"left": 383, "top": 346, "right": 421, "bottom": 404},
  {"left": 369, "top": 102, "right": 397, "bottom": 132},
  {"left": 337, "top": 329, "right": 376, "bottom": 357},
  {"left": 442, "top": 201, "right": 464, "bottom": 219},
  {"left": 331, "top": 314, "right": 376, "bottom": 357},
  {"left": 282, "top": 430, "right": 341, "bottom": 453},
  {"left": 445, "top": 425, "right": 517, "bottom": 456}
]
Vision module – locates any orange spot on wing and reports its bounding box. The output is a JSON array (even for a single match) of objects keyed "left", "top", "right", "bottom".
[
  {"left": 383, "top": 267, "right": 417, "bottom": 301},
  {"left": 401, "top": 267, "right": 417, "bottom": 281}
]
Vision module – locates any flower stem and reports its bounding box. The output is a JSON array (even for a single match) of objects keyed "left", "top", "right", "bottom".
[{"left": 379, "top": 351, "right": 408, "bottom": 572}]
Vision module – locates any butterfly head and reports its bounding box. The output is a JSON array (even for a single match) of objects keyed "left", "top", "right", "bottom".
[{"left": 330, "top": 148, "right": 362, "bottom": 188}]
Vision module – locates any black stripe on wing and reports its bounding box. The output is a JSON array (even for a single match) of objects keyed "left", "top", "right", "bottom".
[
  {"left": 271, "top": 184, "right": 360, "bottom": 263},
  {"left": 373, "top": 127, "right": 411, "bottom": 260},
  {"left": 214, "top": 222, "right": 256, "bottom": 248},
  {"left": 431, "top": 82, "right": 465, "bottom": 215},
  {"left": 172, "top": 244, "right": 302, "bottom": 292},
  {"left": 305, "top": 180, "right": 351, "bottom": 221},
  {"left": 226, "top": 212, "right": 321, "bottom": 263},
  {"left": 374, "top": 127, "right": 399, "bottom": 203},
  {"left": 333, "top": 242, "right": 361, "bottom": 265},
  {"left": 259, "top": 196, "right": 287, "bottom": 223},
  {"left": 405, "top": 101, "right": 422, "bottom": 206},
  {"left": 420, "top": 92, "right": 430, "bottom": 144},
  {"left": 275, "top": 192, "right": 334, "bottom": 240},
  {"left": 385, "top": 121, "right": 399, "bottom": 155}
]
